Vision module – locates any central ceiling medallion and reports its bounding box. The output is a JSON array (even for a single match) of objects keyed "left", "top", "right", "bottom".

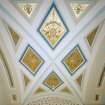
[
  {"left": 43, "top": 71, "right": 63, "bottom": 91},
  {"left": 38, "top": 3, "right": 69, "bottom": 49},
  {"left": 62, "top": 45, "right": 86, "bottom": 75},
  {"left": 20, "top": 45, "right": 44, "bottom": 75}
]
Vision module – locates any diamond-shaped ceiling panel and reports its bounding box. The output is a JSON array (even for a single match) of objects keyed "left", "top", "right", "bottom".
[
  {"left": 62, "top": 45, "right": 86, "bottom": 75},
  {"left": 43, "top": 71, "right": 63, "bottom": 91},
  {"left": 70, "top": 3, "right": 89, "bottom": 18},
  {"left": 38, "top": 3, "right": 69, "bottom": 49},
  {"left": 20, "top": 45, "right": 44, "bottom": 75}
]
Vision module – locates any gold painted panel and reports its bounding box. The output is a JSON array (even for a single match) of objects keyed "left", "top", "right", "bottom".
[
  {"left": 35, "top": 87, "right": 45, "bottom": 94},
  {"left": 87, "top": 27, "right": 98, "bottom": 46},
  {"left": 43, "top": 72, "right": 63, "bottom": 90},
  {"left": 21, "top": 46, "right": 43, "bottom": 74},
  {"left": 61, "top": 87, "right": 71, "bottom": 94},
  {"left": 64, "top": 47, "right": 84, "bottom": 73},
  {"left": 8, "top": 27, "right": 20, "bottom": 45},
  {"left": 76, "top": 74, "right": 83, "bottom": 86},
  {"left": 24, "top": 75, "right": 30, "bottom": 87}
]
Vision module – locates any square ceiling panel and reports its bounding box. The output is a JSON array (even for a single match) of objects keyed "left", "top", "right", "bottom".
[
  {"left": 62, "top": 45, "right": 86, "bottom": 75},
  {"left": 43, "top": 71, "right": 63, "bottom": 91},
  {"left": 38, "top": 3, "right": 69, "bottom": 49},
  {"left": 20, "top": 45, "right": 44, "bottom": 75}
]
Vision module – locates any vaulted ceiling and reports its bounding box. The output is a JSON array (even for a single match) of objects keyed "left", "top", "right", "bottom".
[{"left": 0, "top": 0, "right": 105, "bottom": 105}]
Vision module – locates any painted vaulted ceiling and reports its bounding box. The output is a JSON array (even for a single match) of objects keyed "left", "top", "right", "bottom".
[{"left": 0, "top": 0, "right": 105, "bottom": 105}]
